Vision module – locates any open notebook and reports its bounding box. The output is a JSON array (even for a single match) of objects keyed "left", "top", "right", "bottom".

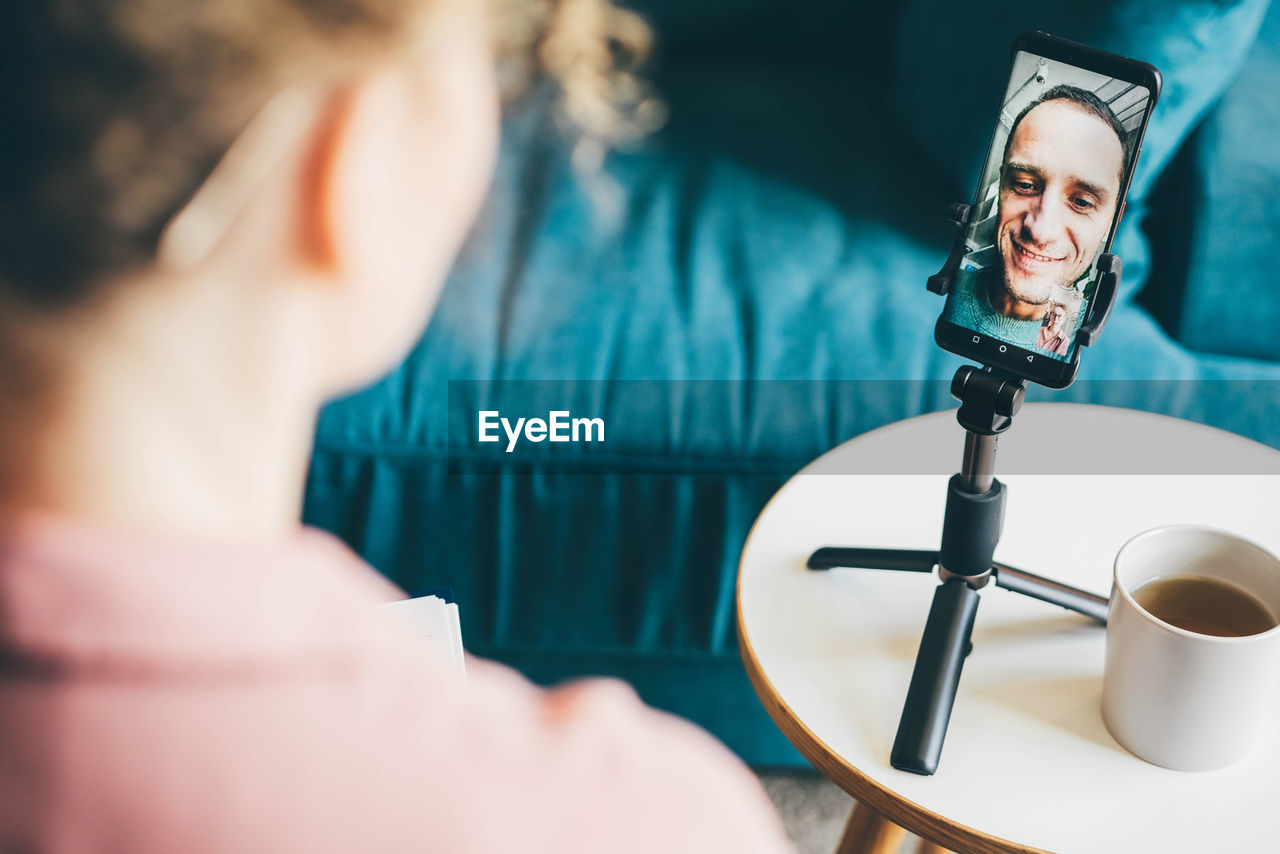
[{"left": 381, "top": 591, "right": 465, "bottom": 674}]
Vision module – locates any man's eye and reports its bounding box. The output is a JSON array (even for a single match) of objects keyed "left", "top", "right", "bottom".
[
  {"left": 1012, "top": 180, "right": 1037, "bottom": 193},
  {"left": 1070, "top": 196, "right": 1097, "bottom": 211}
]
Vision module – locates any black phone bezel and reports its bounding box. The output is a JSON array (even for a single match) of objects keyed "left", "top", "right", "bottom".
[{"left": 933, "top": 31, "right": 1162, "bottom": 389}]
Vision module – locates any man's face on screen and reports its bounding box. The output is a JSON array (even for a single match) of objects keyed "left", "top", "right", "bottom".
[{"left": 996, "top": 99, "right": 1124, "bottom": 313}]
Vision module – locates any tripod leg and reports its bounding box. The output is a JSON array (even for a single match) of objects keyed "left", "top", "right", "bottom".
[
  {"left": 807, "top": 547, "right": 938, "bottom": 572},
  {"left": 891, "top": 577, "right": 980, "bottom": 776},
  {"left": 992, "top": 562, "right": 1109, "bottom": 623}
]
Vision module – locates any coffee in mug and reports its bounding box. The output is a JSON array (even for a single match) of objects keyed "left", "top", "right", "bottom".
[{"left": 1131, "top": 574, "right": 1278, "bottom": 638}]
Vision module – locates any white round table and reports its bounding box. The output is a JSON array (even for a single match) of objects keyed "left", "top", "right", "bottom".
[{"left": 737, "top": 404, "right": 1280, "bottom": 854}]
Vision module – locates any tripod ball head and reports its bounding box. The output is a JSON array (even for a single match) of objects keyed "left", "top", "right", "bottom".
[{"left": 951, "top": 366, "right": 1025, "bottom": 435}]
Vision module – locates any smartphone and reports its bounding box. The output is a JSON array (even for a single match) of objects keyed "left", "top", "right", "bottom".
[{"left": 934, "top": 32, "right": 1161, "bottom": 388}]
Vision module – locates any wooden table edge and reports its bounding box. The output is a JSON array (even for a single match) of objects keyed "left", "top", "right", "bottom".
[{"left": 735, "top": 481, "right": 1052, "bottom": 854}]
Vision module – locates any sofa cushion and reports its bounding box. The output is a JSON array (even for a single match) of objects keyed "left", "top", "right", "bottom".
[{"left": 1140, "top": 1, "right": 1280, "bottom": 361}]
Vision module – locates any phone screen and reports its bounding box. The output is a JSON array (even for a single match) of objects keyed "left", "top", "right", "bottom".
[{"left": 937, "top": 39, "right": 1156, "bottom": 385}]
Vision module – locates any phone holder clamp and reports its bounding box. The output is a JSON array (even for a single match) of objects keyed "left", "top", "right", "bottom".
[{"left": 926, "top": 203, "right": 972, "bottom": 297}]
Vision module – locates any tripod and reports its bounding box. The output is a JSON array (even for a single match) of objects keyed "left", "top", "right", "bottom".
[{"left": 806, "top": 203, "right": 1120, "bottom": 776}]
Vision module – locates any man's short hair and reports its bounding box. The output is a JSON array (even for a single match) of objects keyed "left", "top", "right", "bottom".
[{"left": 1002, "top": 84, "right": 1129, "bottom": 178}]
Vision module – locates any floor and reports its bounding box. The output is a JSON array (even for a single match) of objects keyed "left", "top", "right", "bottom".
[{"left": 758, "top": 770, "right": 927, "bottom": 854}]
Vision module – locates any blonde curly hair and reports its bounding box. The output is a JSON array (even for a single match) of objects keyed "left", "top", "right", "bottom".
[{"left": 0, "top": 0, "right": 662, "bottom": 307}]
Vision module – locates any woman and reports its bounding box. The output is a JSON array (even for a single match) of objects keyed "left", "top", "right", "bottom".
[
  {"left": 1037, "top": 301, "right": 1073, "bottom": 356},
  {"left": 0, "top": 1, "right": 791, "bottom": 851}
]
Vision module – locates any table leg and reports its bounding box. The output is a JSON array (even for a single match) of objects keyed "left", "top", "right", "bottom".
[
  {"left": 913, "top": 839, "right": 951, "bottom": 854},
  {"left": 834, "top": 800, "right": 907, "bottom": 854}
]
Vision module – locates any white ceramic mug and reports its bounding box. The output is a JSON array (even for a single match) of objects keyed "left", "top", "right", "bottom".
[{"left": 1102, "top": 525, "right": 1280, "bottom": 771}]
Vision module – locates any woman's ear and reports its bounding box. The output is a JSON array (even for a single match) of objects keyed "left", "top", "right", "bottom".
[
  {"left": 295, "top": 70, "right": 408, "bottom": 282},
  {"left": 282, "top": 7, "right": 498, "bottom": 393},
  {"left": 295, "top": 87, "right": 353, "bottom": 274}
]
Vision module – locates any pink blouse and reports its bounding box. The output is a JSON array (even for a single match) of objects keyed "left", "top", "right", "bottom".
[{"left": 0, "top": 514, "right": 793, "bottom": 853}]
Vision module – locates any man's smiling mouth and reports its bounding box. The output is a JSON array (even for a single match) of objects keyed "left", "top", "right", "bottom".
[{"left": 1010, "top": 236, "right": 1066, "bottom": 267}]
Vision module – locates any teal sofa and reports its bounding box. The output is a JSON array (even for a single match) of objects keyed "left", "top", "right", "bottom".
[{"left": 303, "top": 1, "right": 1280, "bottom": 767}]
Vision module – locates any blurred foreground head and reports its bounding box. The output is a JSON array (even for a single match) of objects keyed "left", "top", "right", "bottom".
[{"left": 0, "top": 0, "right": 658, "bottom": 392}]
